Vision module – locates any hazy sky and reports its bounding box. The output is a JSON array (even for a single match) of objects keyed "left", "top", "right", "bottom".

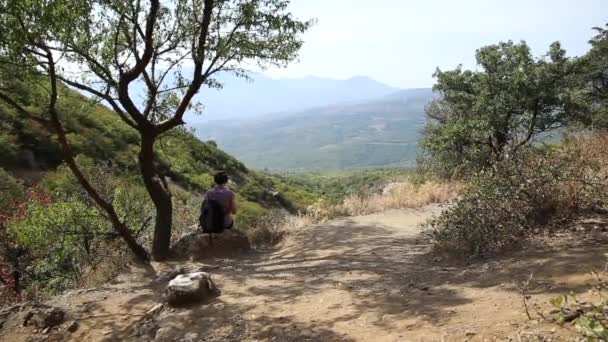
[{"left": 264, "top": 0, "right": 607, "bottom": 88}]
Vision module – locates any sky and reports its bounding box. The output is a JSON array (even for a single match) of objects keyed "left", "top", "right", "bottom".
[{"left": 263, "top": 0, "right": 607, "bottom": 89}]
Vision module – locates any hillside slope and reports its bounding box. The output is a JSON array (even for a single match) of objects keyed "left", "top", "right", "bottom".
[
  {"left": 196, "top": 88, "right": 433, "bottom": 170},
  {"left": 0, "top": 80, "right": 318, "bottom": 219}
]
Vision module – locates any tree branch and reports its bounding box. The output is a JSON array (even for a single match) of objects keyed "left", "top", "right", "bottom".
[
  {"left": 157, "top": 0, "right": 215, "bottom": 132},
  {"left": 55, "top": 75, "right": 138, "bottom": 130},
  {"left": 0, "top": 91, "right": 52, "bottom": 129}
]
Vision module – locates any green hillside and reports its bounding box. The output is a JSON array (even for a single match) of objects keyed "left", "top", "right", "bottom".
[
  {"left": 197, "top": 88, "right": 432, "bottom": 171},
  {"left": 0, "top": 80, "right": 318, "bottom": 222}
]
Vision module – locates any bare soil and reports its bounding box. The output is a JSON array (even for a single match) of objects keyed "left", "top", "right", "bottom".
[{"left": 2, "top": 205, "right": 606, "bottom": 342}]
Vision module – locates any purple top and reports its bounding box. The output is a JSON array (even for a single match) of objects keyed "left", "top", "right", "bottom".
[{"left": 205, "top": 185, "right": 235, "bottom": 227}]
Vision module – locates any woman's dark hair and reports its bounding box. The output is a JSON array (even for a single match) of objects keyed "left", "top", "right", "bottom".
[{"left": 214, "top": 171, "right": 229, "bottom": 185}]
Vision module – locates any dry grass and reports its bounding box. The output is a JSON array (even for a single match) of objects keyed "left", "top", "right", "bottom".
[
  {"left": 335, "top": 180, "right": 462, "bottom": 216},
  {"left": 558, "top": 132, "right": 608, "bottom": 211},
  {"left": 247, "top": 179, "right": 462, "bottom": 246},
  {"left": 246, "top": 210, "right": 323, "bottom": 246}
]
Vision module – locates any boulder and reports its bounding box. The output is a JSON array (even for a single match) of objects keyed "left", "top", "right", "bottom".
[
  {"left": 171, "top": 229, "right": 250, "bottom": 260},
  {"left": 166, "top": 272, "right": 218, "bottom": 307}
]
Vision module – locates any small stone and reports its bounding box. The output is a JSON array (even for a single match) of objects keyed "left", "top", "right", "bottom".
[
  {"left": 66, "top": 321, "right": 79, "bottom": 333},
  {"left": 103, "top": 330, "right": 112, "bottom": 335},
  {"left": 42, "top": 326, "right": 52, "bottom": 334},
  {"left": 465, "top": 330, "right": 476, "bottom": 337},
  {"left": 146, "top": 304, "right": 164, "bottom": 316},
  {"left": 416, "top": 285, "right": 430, "bottom": 291}
]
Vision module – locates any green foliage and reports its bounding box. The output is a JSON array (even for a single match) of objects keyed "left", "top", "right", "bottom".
[
  {"left": 424, "top": 146, "right": 593, "bottom": 255},
  {"left": 0, "top": 168, "right": 24, "bottom": 210},
  {"left": 576, "top": 24, "right": 608, "bottom": 129},
  {"left": 156, "top": 131, "right": 247, "bottom": 190},
  {"left": 0, "top": 131, "right": 19, "bottom": 166},
  {"left": 284, "top": 168, "right": 414, "bottom": 205},
  {"left": 0, "top": 77, "right": 316, "bottom": 214},
  {"left": 548, "top": 269, "right": 608, "bottom": 341},
  {"left": 422, "top": 40, "right": 580, "bottom": 176},
  {"left": 8, "top": 201, "right": 111, "bottom": 293},
  {"left": 199, "top": 91, "right": 429, "bottom": 171},
  {"left": 113, "top": 184, "right": 155, "bottom": 238},
  {"left": 426, "top": 132, "right": 608, "bottom": 256},
  {"left": 236, "top": 200, "right": 270, "bottom": 232}
]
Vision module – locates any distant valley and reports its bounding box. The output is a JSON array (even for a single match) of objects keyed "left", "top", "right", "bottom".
[{"left": 192, "top": 85, "right": 433, "bottom": 171}]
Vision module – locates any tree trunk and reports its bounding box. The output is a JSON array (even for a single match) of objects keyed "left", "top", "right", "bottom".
[{"left": 140, "top": 133, "right": 173, "bottom": 261}]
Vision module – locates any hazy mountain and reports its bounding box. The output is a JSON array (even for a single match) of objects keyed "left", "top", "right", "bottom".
[
  {"left": 193, "top": 88, "right": 434, "bottom": 170},
  {"left": 184, "top": 73, "right": 400, "bottom": 123}
]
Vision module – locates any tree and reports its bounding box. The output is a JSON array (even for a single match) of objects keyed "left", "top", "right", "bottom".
[
  {"left": 422, "top": 40, "right": 580, "bottom": 175},
  {"left": 0, "top": 0, "right": 311, "bottom": 260},
  {"left": 577, "top": 24, "right": 608, "bottom": 128}
]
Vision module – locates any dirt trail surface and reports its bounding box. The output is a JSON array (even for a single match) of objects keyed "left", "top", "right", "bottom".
[{"left": 2, "top": 205, "right": 607, "bottom": 341}]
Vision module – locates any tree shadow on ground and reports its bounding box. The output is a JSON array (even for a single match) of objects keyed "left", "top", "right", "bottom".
[
  {"left": 99, "top": 213, "right": 608, "bottom": 341},
  {"left": 215, "top": 216, "right": 608, "bottom": 332}
]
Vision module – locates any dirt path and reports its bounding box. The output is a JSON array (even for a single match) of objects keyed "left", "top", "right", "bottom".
[{"left": 3, "top": 205, "right": 607, "bottom": 341}]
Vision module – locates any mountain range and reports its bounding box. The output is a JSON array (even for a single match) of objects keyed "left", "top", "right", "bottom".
[{"left": 184, "top": 73, "right": 401, "bottom": 123}]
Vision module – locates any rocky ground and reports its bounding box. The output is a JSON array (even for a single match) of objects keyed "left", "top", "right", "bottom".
[{"left": 1, "top": 204, "right": 605, "bottom": 341}]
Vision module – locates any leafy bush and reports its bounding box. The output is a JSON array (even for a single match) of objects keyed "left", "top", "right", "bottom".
[
  {"left": 0, "top": 132, "right": 19, "bottom": 166},
  {"left": 544, "top": 265, "right": 608, "bottom": 341},
  {"left": 0, "top": 168, "right": 24, "bottom": 211},
  {"left": 8, "top": 201, "right": 111, "bottom": 293},
  {"left": 114, "top": 183, "right": 156, "bottom": 242},
  {"left": 425, "top": 136, "right": 608, "bottom": 256},
  {"left": 284, "top": 168, "right": 414, "bottom": 205},
  {"left": 236, "top": 201, "right": 270, "bottom": 232},
  {"left": 425, "top": 170, "right": 536, "bottom": 255}
]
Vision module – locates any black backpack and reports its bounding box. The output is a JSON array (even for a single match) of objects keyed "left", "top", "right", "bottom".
[{"left": 200, "top": 197, "right": 225, "bottom": 234}]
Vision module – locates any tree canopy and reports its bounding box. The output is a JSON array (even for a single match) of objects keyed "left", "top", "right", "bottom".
[
  {"left": 577, "top": 24, "right": 608, "bottom": 128},
  {"left": 422, "top": 40, "right": 581, "bottom": 175},
  {"left": 0, "top": 0, "right": 311, "bottom": 260}
]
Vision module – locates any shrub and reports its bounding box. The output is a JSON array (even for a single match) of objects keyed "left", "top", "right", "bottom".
[
  {"left": 0, "top": 168, "right": 24, "bottom": 211},
  {"left": 8, "top": 201, "right": 111, "bottom": 294},
  {"left": 236, "top": 201, "right": 270, "bottom": 232},
  {"left": 245, "top": 209, "right": 320, "bottom": 246},
  {"left": 425, "top": 170, "right": 535, "bottom": 255},
  {"left": 171, "top": 185, "right": 202, "bottom": 240},
  {"left": 114, "top": 183, "right": 156, "bottom": 243},
  {"left": 544, "top": 265, "right": 608, "bottom": 341},
  {"left": 425, "top": 134, "right": 608, "bottom": 256}
]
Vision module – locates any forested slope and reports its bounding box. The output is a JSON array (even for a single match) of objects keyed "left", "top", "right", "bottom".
[
  {"left": 0, "top": 80, "right": 317, "bottom": 213},
  {"left": 0, "top": 81, "right": 320, "bottom": 297}
]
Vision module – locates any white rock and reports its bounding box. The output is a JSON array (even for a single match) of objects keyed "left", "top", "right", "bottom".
[
  {"left": 182, "top": 332, "right": 199, "bottom": 342},
  {"left": 166, "top": 272, "right": 217, "bottom": 307},
  {"left": 155, "top": 326, "right": 179, "bottom": 342}
]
